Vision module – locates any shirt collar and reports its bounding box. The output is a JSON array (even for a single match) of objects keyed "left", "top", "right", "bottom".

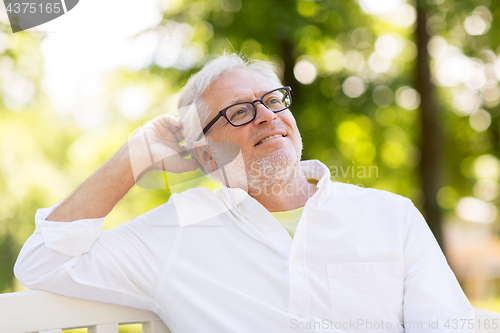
[
  {"left": 214, "top": 159, "right": 332, "bottom": 213},
  {"left": 172, "top": 160, "right": 332, "bottom": 226}
]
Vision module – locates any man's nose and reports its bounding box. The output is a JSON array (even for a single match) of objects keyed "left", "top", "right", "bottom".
[{"left": 253, "top": 102, "right": 277, "bottom": 125}]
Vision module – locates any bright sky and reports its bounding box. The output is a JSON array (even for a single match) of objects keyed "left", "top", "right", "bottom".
[{"left": 31, "top": 0, "right": 162, "bottom": 118}]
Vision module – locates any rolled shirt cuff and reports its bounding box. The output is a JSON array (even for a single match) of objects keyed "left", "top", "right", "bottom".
[{"left": 34, "top": 202, "right": 105, "bottom": 257}]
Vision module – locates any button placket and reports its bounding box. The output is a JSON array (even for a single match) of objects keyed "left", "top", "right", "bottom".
[{"left": 288, "top": 237, "right": 310, "bottom": 318}]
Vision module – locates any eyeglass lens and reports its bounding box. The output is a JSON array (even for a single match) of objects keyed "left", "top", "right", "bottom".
[{"left": 226, "top": 88, "right": 291, "bottom": 126}]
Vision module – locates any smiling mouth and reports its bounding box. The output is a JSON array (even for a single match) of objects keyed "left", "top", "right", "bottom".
[{"left": 256, "top": 134, "right": 285, "bottom": 146}]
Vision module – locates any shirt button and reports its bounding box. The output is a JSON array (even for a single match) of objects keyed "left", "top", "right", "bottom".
[
  {"left": 257, "top": 212, "right": 263, "bottom": 219},
  {"left": 291, "top": 257, "right": 297, "bottom": 264},
  {"left": 295, "top": 313, "right": 301, "bottom": 317}
]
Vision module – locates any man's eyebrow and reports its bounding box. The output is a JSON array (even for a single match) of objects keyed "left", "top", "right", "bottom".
[
  {"left": 224, "top": 97, "right": 250, "bottom": 106},
  {"left": 223, "top": 90, "right": 273, "bottom": 107},
  {"left": 220, "top": 97, "right": 251, "bottom": 109}
]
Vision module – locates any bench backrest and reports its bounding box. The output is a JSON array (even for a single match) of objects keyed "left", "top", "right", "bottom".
[{"left": 0, "top": 290, "right": 171, "bottom": 333}]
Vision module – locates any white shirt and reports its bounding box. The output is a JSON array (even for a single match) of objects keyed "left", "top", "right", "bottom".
[{"left": 14, "top": 160, "right": 474, "bottom": 333}]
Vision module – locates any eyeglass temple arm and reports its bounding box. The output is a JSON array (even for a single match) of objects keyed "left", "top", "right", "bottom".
[{"left": 196, "top": 112, "right": 223, "bottom": 141}]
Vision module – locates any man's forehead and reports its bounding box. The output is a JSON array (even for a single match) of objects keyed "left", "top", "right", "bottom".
[{"left": 204, "top": 69, "right": 280, "bottom": 106}]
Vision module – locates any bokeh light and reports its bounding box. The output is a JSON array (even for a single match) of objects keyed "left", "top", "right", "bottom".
[
  {"left": 463, "top": 6, "right": 492, "bottom": 36},
  {"left": 375, "top": 34, "right": 403, "bottom": 59},
  {"left": 323, "top": 49, "right": 344, "bottom": 73},
  {"left": 464, "top": 15, "right": 488, "bottom": 36},
  {"left": 342, "top": 77, "right": 366, "bottom": 98},
  {"left": 455, "top": 197, "right": 497, "bottom": 224},
  {"left": 437, "top": 186, "right": 458, "bottom": 209},
  {"left": 0, "top": 31, "right": 9, "bottom": 53},
  {"left": 115, "top": 86, "right": 150, "bottom": 120},
  {"left": 294, "top": 59, "right": 317, "bottom": 85},
  {"left": 358, "top": 0, "right": 403, "bottom": 15},
  {"left": 473, "top": 179, "right": 500, "bottom": 201},
  {"left": 2, "top": 72, "right": 35, "bottom": 110},
  {"left": 395, "top": 86, "right": 420, "bottom": 110},
  {"left": 452, "top": 89, "right": 481, "bottom": 116},
  {"left": 469, "top": 109, "right": 491, "bottom": 132},
  {"left": 474, "top": 155, "right": 500, "bottom": 180},
  {"left": 344, "top": 51, "right": 365, "bottom": 73},
  {"left": 368, "top": 52, "right": 392, "bottom": 73}
]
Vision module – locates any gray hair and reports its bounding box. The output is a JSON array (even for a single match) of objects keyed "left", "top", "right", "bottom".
[{"left": 178, "top": 53, "right": 282, "bottom": 153}]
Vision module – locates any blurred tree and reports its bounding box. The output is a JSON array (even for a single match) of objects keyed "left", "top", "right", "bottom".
[
  {"left": 415, "top": 0, "right": 444, "bottom": 249},
  {"left": 421, "top": 0, "right": 500, "bottom": 245}
]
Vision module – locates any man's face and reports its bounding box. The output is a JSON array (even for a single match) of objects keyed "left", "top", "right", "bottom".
[{"left": 201, "top": 69, "right": 303, "bottom": 184}]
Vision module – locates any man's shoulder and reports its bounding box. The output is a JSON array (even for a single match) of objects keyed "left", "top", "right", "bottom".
[
  {"left": 328, "top": 181, "right": 412, "bottom": 214},
  {"left": 131, "top": 187, "right": 219, "bottom": 228},
  {"left": 167, "top": 186, "right": 233, "bottom": 226},
  {"left": 330, "top": 181, "right": 408, "bottom": 200}
]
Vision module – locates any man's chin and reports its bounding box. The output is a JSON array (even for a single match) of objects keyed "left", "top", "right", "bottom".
[
  {"left": 260, "top": 150, "right": 298, "bottom": 168},
  {"left": 213, "top": 145, "right": 302, "bottom": 190},
  {"left": 245, "top": 149, "right": 301, "bottom": 183}
]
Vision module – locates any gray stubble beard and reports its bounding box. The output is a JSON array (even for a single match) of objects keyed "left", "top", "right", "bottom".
[
  {"left": 244, "top": 135, "right": 304, "bottom": 197},
  {"left": 206, "top": 133, "right": 304, "bottom": 196}
]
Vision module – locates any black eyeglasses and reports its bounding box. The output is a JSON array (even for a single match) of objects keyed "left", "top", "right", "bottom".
[{"left": 197, "top": 86, "right": 292, "bottom": 140}]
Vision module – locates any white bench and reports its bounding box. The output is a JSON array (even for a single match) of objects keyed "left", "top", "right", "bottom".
[
  {"left": 1, "top": 290, "right": 500, "bottom": 333},
  {"left": 0, "top": 290, "right": 171, "bottom": 333}
]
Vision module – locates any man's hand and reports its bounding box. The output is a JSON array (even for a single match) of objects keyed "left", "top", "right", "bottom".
[
  {"left": 47, "top": 115, "right": 199, "bottom": 222},
  {"left": 128, "top": 115, "right": 199, "bottom": 179}
]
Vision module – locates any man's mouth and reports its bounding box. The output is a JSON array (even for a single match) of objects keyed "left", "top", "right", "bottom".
[{"left": 256, "top": 134, "right": 285, "bottom": 145}]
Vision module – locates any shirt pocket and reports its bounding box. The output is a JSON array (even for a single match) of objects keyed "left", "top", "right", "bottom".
[{"left": 327, "top": 262, "right": 403, "bottom": 331}]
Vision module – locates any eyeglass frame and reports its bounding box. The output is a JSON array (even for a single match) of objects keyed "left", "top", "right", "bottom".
[{"left": 196, "top": 86, "right": 292, "bottom": 141}]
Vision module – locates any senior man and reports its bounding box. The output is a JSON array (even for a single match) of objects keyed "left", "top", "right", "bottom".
[{"left": 15, "top": 54, "right": 473, "bottom": 332}]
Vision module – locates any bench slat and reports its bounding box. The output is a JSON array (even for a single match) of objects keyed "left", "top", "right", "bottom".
[
  {"left": 142, "top": 320, "right": 172, "bottom": 333},
  {"left": 88, "top": 324, "right": 119, "bottom": 333}
]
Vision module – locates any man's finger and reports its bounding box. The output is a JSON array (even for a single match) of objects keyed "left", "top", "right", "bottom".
[
  {"left": 172, "top": 128, "right": 185, "bottom": 143},
  {"left": 165, "top": 115, "right": 182, "bottom": 130}
]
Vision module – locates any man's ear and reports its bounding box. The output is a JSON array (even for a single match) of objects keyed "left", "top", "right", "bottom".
[{"left": 192, "top": 141, "right": 217, "bottom": 171}]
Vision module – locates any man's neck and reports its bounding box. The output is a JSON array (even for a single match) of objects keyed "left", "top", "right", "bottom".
[{"left": 247, "top": 171, "right": 318, "bottom": 212}]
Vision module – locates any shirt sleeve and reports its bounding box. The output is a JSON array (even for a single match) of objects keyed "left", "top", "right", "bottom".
[
  {"left": 402, "top": 201, "right": 475, "bottom": 332},
  {"left": 14, "top": 200, "right": 180, "bottom": 312}
]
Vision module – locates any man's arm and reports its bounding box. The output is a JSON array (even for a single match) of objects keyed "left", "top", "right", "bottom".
[
  {"left": 402, "top": 201, "right": 474, "bottom": 332},
  {"left": 47, "top": 144, "right": 135, "bottom": 222},
  {"left": 14, "top": 115, "right": 196, "bottom": 308},
  {"left": 47, "top": 115, "right": 198, "bottom": 222}
]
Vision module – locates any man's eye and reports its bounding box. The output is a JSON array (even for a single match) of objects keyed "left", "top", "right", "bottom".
[
  {"left": 266, "top": 97, "right": 282, "bottom": 105},
  {"left": 229, "top": 107, "right": 250, "bottom": 121}
]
